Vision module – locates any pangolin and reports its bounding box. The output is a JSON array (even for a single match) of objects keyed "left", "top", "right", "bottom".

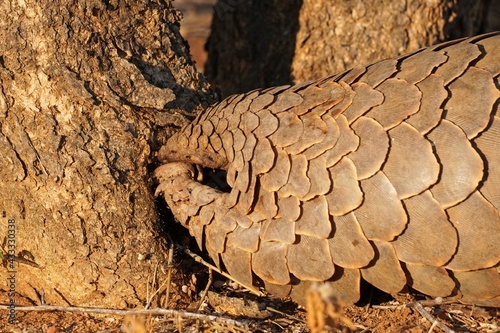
[{"left": 155, "top": 32, "right": 500, "bottom": 307}]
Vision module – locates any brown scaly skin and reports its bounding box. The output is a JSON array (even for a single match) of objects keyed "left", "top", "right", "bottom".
[{"left": 156, "top": 32, "right": 500, "bottom": 307}]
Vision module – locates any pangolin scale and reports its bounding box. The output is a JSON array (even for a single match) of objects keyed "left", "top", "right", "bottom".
[{"left": 155, "top": 33, "right": 500, "bottom": 307}]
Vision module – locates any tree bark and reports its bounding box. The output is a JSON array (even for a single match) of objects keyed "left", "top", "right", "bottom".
[
  {"left": 0, "top": 0, "right": 214, "bottom": 308},
  {"left": 204, "top": 0, "right": 302, "bottom": 97},
  {"left": 206, "top": 0, "right": 493, "bottom": 97}
]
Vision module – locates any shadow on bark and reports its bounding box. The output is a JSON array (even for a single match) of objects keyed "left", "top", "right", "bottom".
[{"left": 205, "top": 0, "right": 303, "bottom": 97}]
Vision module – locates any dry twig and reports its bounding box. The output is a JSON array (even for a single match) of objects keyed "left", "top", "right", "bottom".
[
  {"left": 267, "top": 306, "right": 306, "bottom": 324},
  {"left": 164, "top": 243, "right": 175, "bottom": 308},
  {"left": 409, "top": 302, "right": 455, "bottom": 333},
  {"left": 0, "top": 304, "right": 250, "bottom": 328},
  {"left": 145, "top": 261, "right": 160, "bottom": 309},
  {"left": 176, "top": 243, "right": 264, "bottom": 297},
  {"left": 197, "top": 267, "right": 213, "bottom": 312},
  {"left": 145, "top": 261, "right": 170, "bottom": 310}
]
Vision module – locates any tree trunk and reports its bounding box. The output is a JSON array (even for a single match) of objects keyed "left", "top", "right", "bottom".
[
  {"left": 0, "top": 0, "right": 215, "bottom": 308},
  {"left": 204, "top": 0, "right": 303, "bottom": 97},
  {"left": 206, "top": 0, "right": 493, "bottom": 97}
]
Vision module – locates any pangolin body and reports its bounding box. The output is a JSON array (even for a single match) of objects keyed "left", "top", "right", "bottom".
[{"left": 155, "top": 33, "right": 500, "bottom": 307}]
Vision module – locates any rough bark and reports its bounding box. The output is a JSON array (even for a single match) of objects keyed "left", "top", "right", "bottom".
[
  {"left": 0, "top": 0, "right": 215, "bottom": 307},
  {"left": 206, "top": 0, "right": 493, "bottom": 96}
]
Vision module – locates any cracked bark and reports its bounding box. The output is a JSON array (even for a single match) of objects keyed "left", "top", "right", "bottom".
[{"left": 0, "top": 0, "right": 215, "bottom": 307}]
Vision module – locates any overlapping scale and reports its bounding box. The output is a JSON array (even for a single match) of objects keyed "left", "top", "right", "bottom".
[
  {"left": 358, "top": 59, "right": 397, "bottom": 87},
  {"left": 342, "top": 82, "right": 384, "bottom": 124},
  {"left": 443, "top": 67, "right": 499, "bottom": 139},
  {"left": 427, "top": 120, "right": 483, "bottom": 208},
  {"left": 354, "top": 171, "right": 407, "bottom": 241},
  {"left": 475, "top": 116, "right": 500, "bottom": 210},
  {"left": 328, "top": 213, "right": 374, "bottom": 268},
  {"left": 445, "top": 191, "right": 500, "bottom": 271},
  {"left": 395, "top": 48, "right": 448, "bottom": 84},
  {"left": 252, "top": 241, "right": 290, "bottom": 285},
  {"left": 278, "top": 154, "right": 310, "bottom": 198},
  {"left": 220, "top": 246, "right": 253, "bottom": 287},
  {"left": 325, "top": 157, "right": 363, "bottom": 216},
  {"left": 365, "top": 78, "right": 421, "bottom": 130},
  {"left": 475, "top": 35, "right": 500, "bottom": 75},
  {"left": 360, "top": 241, "right": 406, "bottom": 294},
  {"left": 383, "top": 122, "right": 439, "bottom": 199},
  {"left": 303, "top": 154, "right": 331, "bottom": 201},
  {"left": 287, "top": 235, "right": 335, "bottom": 281},
  {"left": 405, "top": 74, "right": 447, "bottom": 134},
  {"left": 403, "top": 263, "right": 455, "bottom": 297},
  {"left": 260, "top": 148, "right": 290, "bottom": 191},
  {"left": 392, "top": 191, "right": 457, "bottom": 266},
  {"left": 260, "top": 218, "right": 296, "bottom": 244},
  {"left": 454, "top": 268, "right": 500, "bottom": 304},
  {"left": 348, "top": 116, "right": 389, "bottom": 180},
  {"left": 322, "top": 114, "right": 359, "bottom": 167},
  {"left": 432, "top": 40, "right": 482, "bottom": 84},
  {"left": 295, "top": 196, "right": 331, "bottom": 238}
]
